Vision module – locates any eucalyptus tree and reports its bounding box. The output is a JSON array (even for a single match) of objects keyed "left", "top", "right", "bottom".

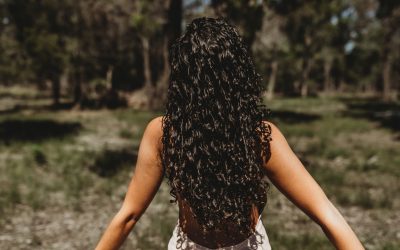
[
  {"left": 131, "top": 0, "right": 182, "bottom": 110},
  {"left": 0, "top": 2, "right": 32, "bottom": 84},
  {"left": 211, "top": 0, "right": 265, "bottom": 52},
  {"left": 265, "top": 0, "right": 361, "bottom": 97},
  {"left": 252, "top": 7, "right": 288, "bottom": 100},
  {"left": 71, "top": 0, "right": 139, "bottom": 107},
  {"left": 376, "top": 0, "right": 400, "bottom": 101},
  {"left": 6, "top": 0, "right": 73, "bottom": 105}
]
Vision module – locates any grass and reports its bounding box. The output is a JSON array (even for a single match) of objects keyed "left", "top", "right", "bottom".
[{"left": 0, "top": 88, "right": 399, "bottom": 249}]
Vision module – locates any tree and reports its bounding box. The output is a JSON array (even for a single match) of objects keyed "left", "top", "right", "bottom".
[
  {"left": 71, "top": 0, "right": 139, "bottom": 107},
  {"left": 6, "top": 0, "right": 73, "bottom": 105},
  {"left": 376, "top": 0, "right": 400, "bottom": 101},
  {"left": 0, "top": 3, "right": 32, "bottom": 84},
  {"left": 268, "top": 0, "right": 352, "bottom": 97},
  {"left": 130, "top": 0, "right": 182, "bottom": 110},
  {"left": 253, "top": 7, "right": 288, "bottom": 99},
  {"left": 343, "top": 0, "right": 381, "bottom": 94},
  {"left": 211, "top": 0, "right": 265, "bottom": 52}
]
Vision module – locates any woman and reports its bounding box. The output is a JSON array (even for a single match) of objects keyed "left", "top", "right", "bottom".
[{"left": 95, "top": 17, "right": 364, "bottom": 250}]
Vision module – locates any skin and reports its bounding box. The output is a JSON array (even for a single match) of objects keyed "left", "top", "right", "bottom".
[{"left": 95, "top": 116, "right": 365, "bottom": 250}]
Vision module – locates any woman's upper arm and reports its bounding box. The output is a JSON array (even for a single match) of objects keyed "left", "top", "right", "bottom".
[
  {"left": 119, "top": 116, "right": 164, "bottom": 221},
  {"left": 262, "top": 121, "right": 335, "bottom": 226},
  {"left": 262, "top": 121, "right": 365, "bottom": 249}
]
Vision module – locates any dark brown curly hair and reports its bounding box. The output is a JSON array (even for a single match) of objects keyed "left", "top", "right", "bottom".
[{"left": 161, "top": 17, "right": 272, "bottom": 249}]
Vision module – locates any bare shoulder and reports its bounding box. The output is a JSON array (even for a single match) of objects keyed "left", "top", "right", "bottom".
[
  {"left": 147, "top": 115, "right": 164, "bottom": 129},
  {"left": 261, "top": 120, "right": 287, "bottom": 143},
  {"left": 144, "top": 116, "right": 164, "bottom": 151},
  {"left": 260, "top": 120, "right": 295, "bottom": 174}
]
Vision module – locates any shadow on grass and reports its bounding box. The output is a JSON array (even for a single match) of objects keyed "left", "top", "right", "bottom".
[
  {"left": 340, "top": 97, "right": 400, "bottom": 134},
  {"left": 0, "top": 119, "right": 82, "bottom": 143},
  {"left": 0, "top": 94, "right": 127, "bottom": 114},
  {"left": 89, "top": 148, "right": 138, "bottom": 177},
  {"left": 0, "top": 102, "right": 76, "bottom": 115},
  {"left": 0, "top": 92, "right": 52, "bottom": 100},
  {"left": 269, "top": 110, "right": 321, "bottom": 123}
]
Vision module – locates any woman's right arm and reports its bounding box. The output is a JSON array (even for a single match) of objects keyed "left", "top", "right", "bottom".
[
  {"left": 262, "top": 121, "right": 364, "bottom": 250},
  {"left": 95, "top": 117, "right": 164, "bottom": 250}
]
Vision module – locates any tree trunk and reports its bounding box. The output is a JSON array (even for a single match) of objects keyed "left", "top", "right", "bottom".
[
  {"left": 323, "top": 59, "right": 332, "bottom": 93},
  {"left": 381, "top": 16, "right": 396, "bottom": 101},
  {"left": 167, "top": 0, "right": 182, "bottom": 42},
  {"left": 136, "top": 0, "right": 182, "bottom": 111},
  {"left": 153, "top": 38, "right": 171, "bottom": 110},
  {"left": 300, "top": 58, "right": 313, "bottom": 97},
  {"left": 338, "top": 79, "right": 345, "bottom": 93},
  {"left": 141, "top": 37, "right": 155, "bottom": 110},
  {"left": 150, "top": 0, "right": 182, "bottom": 110},
  {"left": 266, "top": 61, "right": 278, "bottom": 100},
  {"left": 51, "top": 75, "right": 60, "bottom": 106},
  {"left": 60, "top": 69, "right": 69, "bottom": 95},
  {"left": 106, "top": 65, "right": 113, "bottom": 90},
  {"left": 141, "top": 37, "right": 152, "bottom": 89},
  {"left": 73, "top": 62, "right": 83, "bottom": 105},
  {"left": 382, "top": 55, "right": 392, "bottom": 101},
  {"left": 300, "top": 81, "right": 308, "bottom": 97}
]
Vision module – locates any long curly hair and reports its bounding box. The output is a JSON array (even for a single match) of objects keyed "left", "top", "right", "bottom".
[{"left": 161, "top": 17, "right": 272, "bottom": 248}]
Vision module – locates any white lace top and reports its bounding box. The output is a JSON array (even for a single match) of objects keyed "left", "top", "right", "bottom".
[{"left": 168, "top": 215, "right": 272, "bottom": 250}]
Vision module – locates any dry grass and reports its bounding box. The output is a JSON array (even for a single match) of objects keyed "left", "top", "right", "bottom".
[{"left": 0, "top": 87, "right": 399, "bottom": 249}]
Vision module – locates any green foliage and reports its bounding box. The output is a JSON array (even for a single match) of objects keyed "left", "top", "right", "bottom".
[
  {"left": 376, "top": 0, "right": 400, "bottom": 18},
  {"left": 211, "top": 0, "right": 265, "bottom": 46},
  {"left": 1, "top": 0, "right": 399, "bottom": 101},
  {"left": 131, "top": 1, "right": 164, "bottom": 37},
  {"left": 31, "top": 144, "right": 47, "bottom": 166},
  {"left": 0, "top": 30, "right": 32, "bottom": 83},
  {"left": 6, "top": 0, "right": 70, "bottom": 78}
]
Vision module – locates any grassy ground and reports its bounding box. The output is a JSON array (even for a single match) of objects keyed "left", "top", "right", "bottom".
[{"left": 0, "top": 86, "right": 399, "bottom": 249}]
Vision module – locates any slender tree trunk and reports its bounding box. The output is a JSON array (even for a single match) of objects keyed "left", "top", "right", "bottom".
[
  {"left": 106, "top": 65, "right": 113, "bottom": 90},
  {"left": 60, "top": 69, "right": 69, "bottom": 95},
  {"left": 73, "top": 9, "right": 84, "bottom": 106},
  {"left": 382, "top": 54, "right": 392, "bottom": 101},
  {"left": 140, "top": 36, "right": 155, "bottom": 111},
  {"left": 381, "top": 16, "right": 396, "bottom": 101},
  {"left": 266, "top": 61, "right": 278, "bottom": 100},
  {"left": 153, "top": 38, "right": 171, "bottom": 109},
  {"left": 167, "top": 0, "right": 182, "bottom": 42},
  {"left": 73, "top": 70, "right": 82, "bottom": 104},
  {"left": 300, "top": 58, "right": 313, "bottom": 97},
  {"left": 151, "top": 0, "right": 182, "bottom": 110},
  {"left": 300, "top": 82, "right": 308, "bottom": 97},
  {"left": 51, "top": 75, "right": 60, "bottom": 106},
  {"left": 141, "top": 36, "right": 152, "bottom": 89},
  {"left": 338, "top": 79, "right": 345, "bottom": 93},
  {"left": 160, "top": 42, "right": 170, "bottom": 85},
  {"left": 323, "top": 59, "right": 332, "bottom": 93}
]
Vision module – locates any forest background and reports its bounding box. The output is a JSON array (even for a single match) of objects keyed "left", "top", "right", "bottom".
[{"left": 0, "top": 0, "right": 399, "bottom": 249}]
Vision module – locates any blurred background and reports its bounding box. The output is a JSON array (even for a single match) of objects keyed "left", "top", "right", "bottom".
[{"left": 0, "top": 0, "right": 399, "bottom": 249}]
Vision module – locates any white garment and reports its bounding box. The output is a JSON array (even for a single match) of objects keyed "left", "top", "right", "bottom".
[{"left": 168, "top": 215, "right": 272, "bottom": 250}]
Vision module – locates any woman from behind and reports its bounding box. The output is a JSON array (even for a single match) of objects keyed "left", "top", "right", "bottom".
[
  {"left": 163, "top": 17, "right": 273, "bottom": 250},
  {"left": 95, "top": 17, "right": 364, "bottom": 250}
]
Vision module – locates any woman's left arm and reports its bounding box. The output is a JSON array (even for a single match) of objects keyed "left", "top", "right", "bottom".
[
  {"left": 95, "top": 116, "right": 164, "bottom": 250},
  {"left": 262, "top": 121, "right": 364, "bottom": 250}
]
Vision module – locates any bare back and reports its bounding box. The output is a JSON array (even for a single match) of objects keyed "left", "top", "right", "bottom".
[{"left": 176, "top": 194, "right": 262, "bottom": 248}]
